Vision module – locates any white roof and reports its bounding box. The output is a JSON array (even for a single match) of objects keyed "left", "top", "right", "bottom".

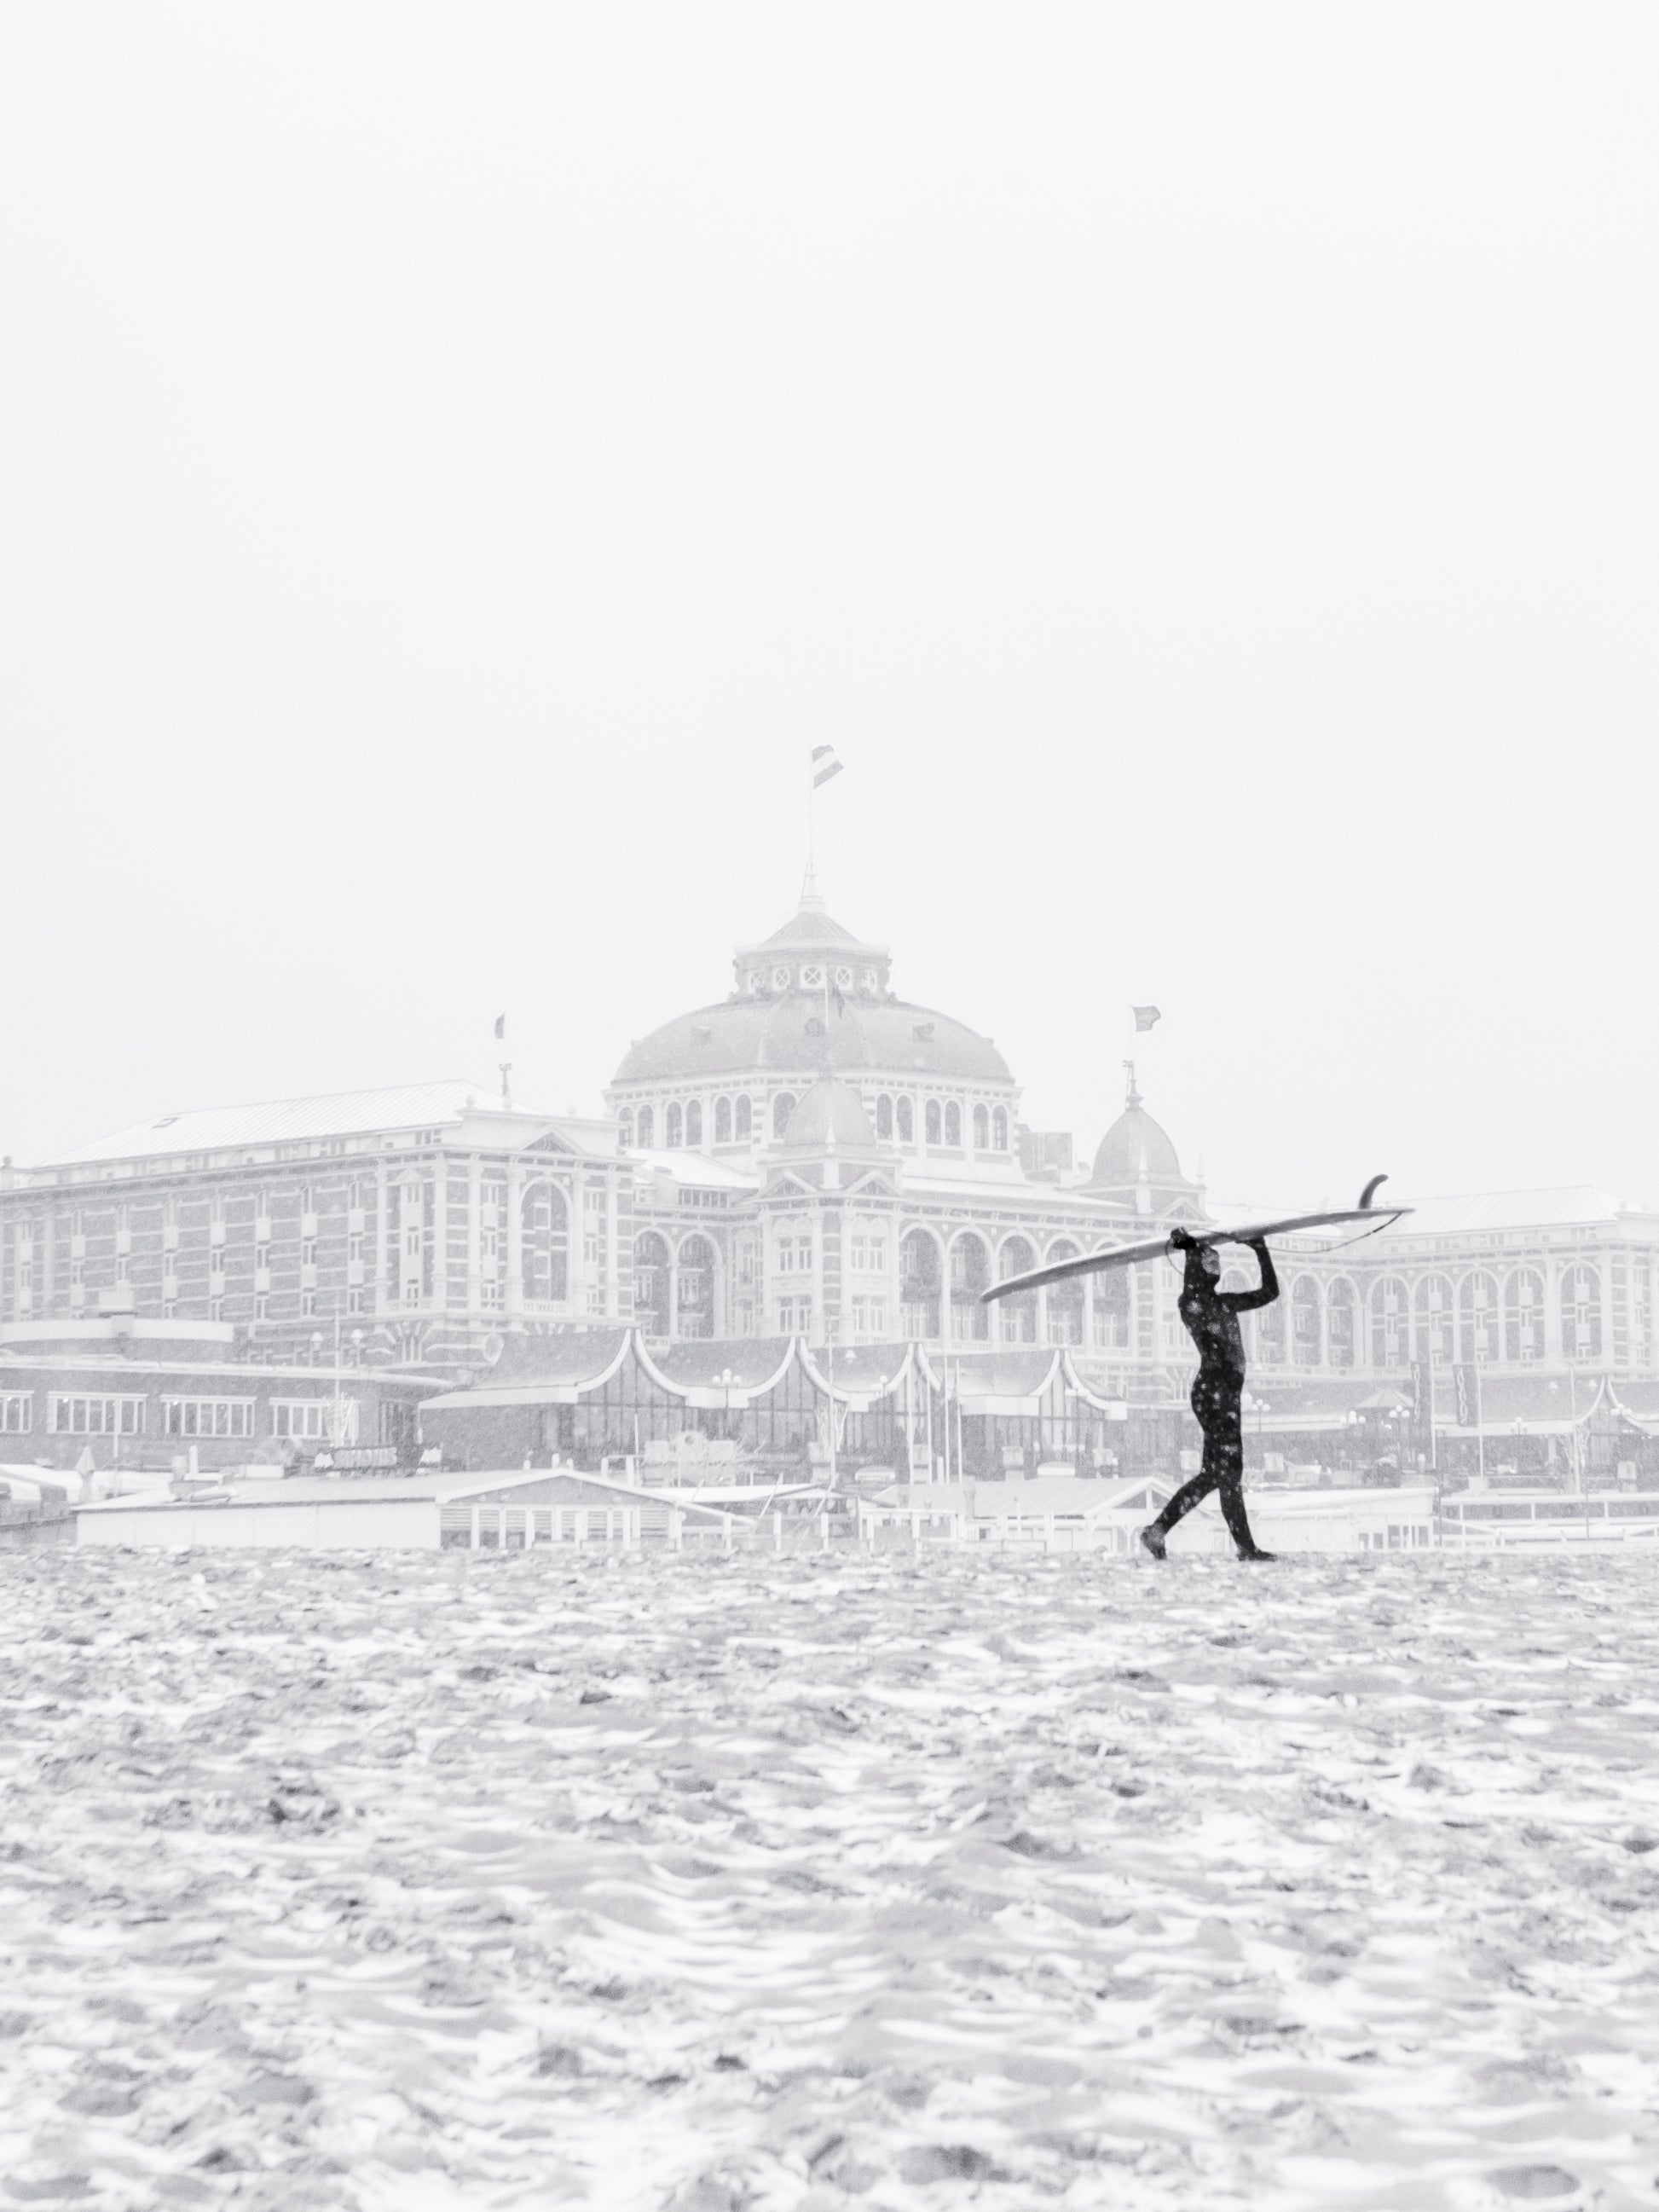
[
  {"left": 37, "top": 1081, "right": 575, "bottom": 1169},
  {"left": 76, "top": 1468, "right": 567, "bottom": 1512},
  {"left": 630, "top": 1149, "right": 761, "bottom": 1190},
  {"left": 1376, "top": 1187, "right": 1629, "bottom": 1236}
]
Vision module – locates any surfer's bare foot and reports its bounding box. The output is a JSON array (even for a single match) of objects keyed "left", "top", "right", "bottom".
[
  {"left": 1139, "top": 1526, "right": 1167, "bottom": 1561},
  {"left": 1237, "top": 1545, "right": 1278, "bottom": 1561}
]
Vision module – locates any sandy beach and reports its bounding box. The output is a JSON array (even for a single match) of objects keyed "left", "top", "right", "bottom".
[{"left": 3, "top": 1547, "right": 1657, "bottom": 2209}]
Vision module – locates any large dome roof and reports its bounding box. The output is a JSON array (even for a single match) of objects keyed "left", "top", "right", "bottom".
[
  {"left": 614, "top": 994, "right": 1012, "bottom": 1086},
  {"left": 613, "top": 892, "right": 1014, "bottom": 1089}
]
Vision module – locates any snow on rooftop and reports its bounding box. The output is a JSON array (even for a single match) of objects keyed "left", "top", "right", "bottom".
[{"left": 37, "top": 1080, "right": 575, "bottom": 1167}]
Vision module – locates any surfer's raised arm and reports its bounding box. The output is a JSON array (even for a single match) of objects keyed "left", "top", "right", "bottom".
[{"left": 1222, "top": 1237, "right": 1279, "bottom": 1312}]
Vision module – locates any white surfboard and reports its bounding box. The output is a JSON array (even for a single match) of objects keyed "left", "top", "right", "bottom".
[{"left": 980, "top": 1182, "right": 1412, "bottom": 1306}]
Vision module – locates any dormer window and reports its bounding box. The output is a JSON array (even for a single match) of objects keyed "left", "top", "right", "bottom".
[
  {"left": 861, "top": 969, "right": 878, "bottom": 993},
  {"left": 801, "top": 964, "right": 825, "bottom": 989},
  {"left": 772, "top": 965, "right": 791, "bottom": 990},
  {"left": 835, "top": 966, "right": 853, "bottom": 989}
]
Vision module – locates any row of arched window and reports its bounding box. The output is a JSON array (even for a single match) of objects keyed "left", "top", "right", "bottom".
[
  {"left": 1235, "top": 1265, "right": 1608, "bottom": 1370},
  {"left": 617, "top": 1093, "right": 1012, "bottom": 1152}
]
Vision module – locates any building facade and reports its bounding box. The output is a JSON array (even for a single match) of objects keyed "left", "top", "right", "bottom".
[
  {"left": 5, "top": 890, "right": 1657, "bottom": 1489},
  {"left": 0, "top": 1082, "right": 632, "bottom": 1373}
]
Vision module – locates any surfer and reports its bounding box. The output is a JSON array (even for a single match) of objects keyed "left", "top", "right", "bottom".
[{"left": 1140, "top": 1227, "right": 1280, "bottom": 1563}]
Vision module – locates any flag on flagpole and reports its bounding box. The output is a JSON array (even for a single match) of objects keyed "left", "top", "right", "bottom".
[
  {"left": 1132, "top": 1005, "right": 1161, "bottom": 1032},
  {"left": 494, "top": 1013, "right": 506, "bottom": 1039},
  {"left": 811, "top": 744, "right": 844, "bottom": 788}
]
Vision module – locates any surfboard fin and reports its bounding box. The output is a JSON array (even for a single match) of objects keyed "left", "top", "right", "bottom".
[{"left": 1358, "top": 1173, "right": 1388, "bottom": 1211}]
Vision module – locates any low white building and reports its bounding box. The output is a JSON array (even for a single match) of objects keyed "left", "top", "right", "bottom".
[{"left": 73, "top": 1468, "right": 654, "bottom": 1551}]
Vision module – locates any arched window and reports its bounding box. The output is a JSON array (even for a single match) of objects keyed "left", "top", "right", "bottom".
[
  {"left": 636, "top": 1104, "right": 655, "bottom": 1149},
  {"left": 685, "top": 1100, "right": 702, "bottom": 1148},
  {"left": 633, "top": 1230, "right": 672, "bottom": 1336},
  {"left": 896, "top": 1097, "right": 914, "bottom": 1144},
  {"left": 1459, "top": 1271, "right": 1500, "bottom": 1365},
  {"left": 876, "top": 1095, "right": 893, "bottom": 1140},
  {"left": 773, "top": 1092, "right": 795, "bottom": 1138},
  {"left": 618, "top": 1108, "right": 634, "bottom": 1149},
  {"left": 945, "top": 1101, "right": 962, "bottom": 1148},
  {"left": 1505, "top": 1267, "right": 1545, "bottom": 1363},
  {"left": 735, "top": 1096, "right": 752, "bottom": 1140},
  {"left": 1044, "top": 1240, "right": 1083, "bottom": 1344},
  {"left": 665, "top": 1103, "right": 683, "bottom": 1149},
  {"left": 521, "top": 1184, "right": 569, "bottom": 1304},
  {"left": 1292, "top": 1277, "right": 1321, "bottom": 1367},
  {"left": 677, "top": 1233, "right": 717, "bottom": 1340},
  {"left": 992, "top": 1107, "right": 1008, "bottom": 1150},
  {"left": 973, "top": 1104, "right": 990, "bottom": 1150},
  {"left": 924, "top": 1099, "right": 942, "bottom": 1145},
  {"left": 899, "top": 1230, "right": 940, "bottom": 1339},
  {"left": 1254, "top": 1285, "right": 1287, "bottom": 1365},
  {"left": 714, "top": 1097, "right": 731, "bottom": 1144},
  {"left": 1415, "top": 1274, "right": 1454, "bottom": 1364},
  {"left": 1371, "top": 1277, "right": 1410, "bottom": 1369},
  {"left": 997, "top": 1236, "right": 1038, "bottom": 1343},
  {"left": 1562, "top": 1265, "right": 1601, "bottom": 1360},
  {"left": 1327, "top": 1277, "right": 1356, "bottom": 1369},
  {"left": 1091, "top": 1243, "right": 1130, "bottom": 1350},
  {"left": 949, "top": 1233, "right": 990, "bottom": 1341}
]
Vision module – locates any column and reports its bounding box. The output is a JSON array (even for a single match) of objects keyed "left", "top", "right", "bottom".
[
  {"left": 1542, "top": 1254, "right": 1564, "bottom": 1366},
  {"left": 432, "top": 1158, "right": 448, "bottom": 1315},
  {"left": 604, "top": 1172, "right": 620, "bottom": 1320},
  {"left": 374, "top": 1160, "right": 390, "bottom": 1319},
  {"left": 465, "top": 1156, "right": 482, "bottom": 1316},
  {"left": 506, "top": 1165, "right": 525, "bottom": 1317}
]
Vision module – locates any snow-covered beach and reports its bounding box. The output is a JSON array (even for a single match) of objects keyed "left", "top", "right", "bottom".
[{"left": 3, "top": 1548, "right": 1657, "bottom": 2211}]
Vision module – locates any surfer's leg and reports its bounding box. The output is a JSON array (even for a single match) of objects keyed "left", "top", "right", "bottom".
[{"left": 1211, "top": 1407, "right": 1273, "bottom": 1559}]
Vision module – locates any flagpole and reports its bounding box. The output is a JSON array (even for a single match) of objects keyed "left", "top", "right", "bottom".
[{"left": 806, "top": 753, "right": 815, "bottom": 899}]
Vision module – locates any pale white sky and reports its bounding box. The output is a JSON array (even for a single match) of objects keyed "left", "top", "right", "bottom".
[{"left": 2, "top": 5, "right": 1655, "bottom": 1210}]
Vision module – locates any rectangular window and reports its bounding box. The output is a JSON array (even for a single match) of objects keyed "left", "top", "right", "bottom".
[
  {"left": 403, "top": 1280, "right": 420, "bottom": 1308},
  {"left": 404, "top": 1227, "right": 421, "bottom": 1260},
  {"left": 301, "top": 1290, "right": 316, "bottom": 1317},
  {"left": 302, "top": 1239, "right": 316, "bottom": 1267},
  {"left": 162, "top": 1398, "right": 254, "bottom": 1439},
  {"left": 49, "top": 1395, "right": 145, "bottom": 1436},
  {"left": 0, "top": 1394, "right": 32, "bottom": 1432},
  {"left": 272, "top": 1399, "right": 355, "bottom": 1441},
  {"left": 348, "top": 1232, "right": 363, "bottom": 1265},
  {"left": 346, "top": 1287, "right": 365, "bottom": 1315},
  {"left": 209, "top": 1298, "right": 224, "bottom": 1322}
]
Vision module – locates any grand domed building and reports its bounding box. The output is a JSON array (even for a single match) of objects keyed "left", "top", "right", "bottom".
[
  {"left": 609, "top": 885, "right": 1205, "bottom": 1382},
  {"left": 8, "top": 878, "right": 1659, "bottom": 1489}
]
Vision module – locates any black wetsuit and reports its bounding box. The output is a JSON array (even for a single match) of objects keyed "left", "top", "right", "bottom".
[{"left": 1147, "top": 1240, "right": 1279, "bottom": 1555}]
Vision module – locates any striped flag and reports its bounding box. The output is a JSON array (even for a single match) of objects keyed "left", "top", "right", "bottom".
[
  {"left": 811, "top": 744, "right": 844, "bottom": 788},
  {"left": 1132, "top": 1005, "right": 1161, "bottom": 1032}
]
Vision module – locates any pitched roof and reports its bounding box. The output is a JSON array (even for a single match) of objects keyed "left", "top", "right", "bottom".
[
  {"left": 37, "top": 1080, "right": 546, "bottom": 1168},
  {"left": 1376, "top": 1188, "right": 1625, "bottom": 1236},
  {"left": 759, "top": 904, "right": 866, "bottom": 948}
]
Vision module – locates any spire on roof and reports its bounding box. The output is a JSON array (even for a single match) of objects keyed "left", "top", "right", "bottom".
[{"left": 1123, "top": 1058, "right": 1142, "bottom": 1109}]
